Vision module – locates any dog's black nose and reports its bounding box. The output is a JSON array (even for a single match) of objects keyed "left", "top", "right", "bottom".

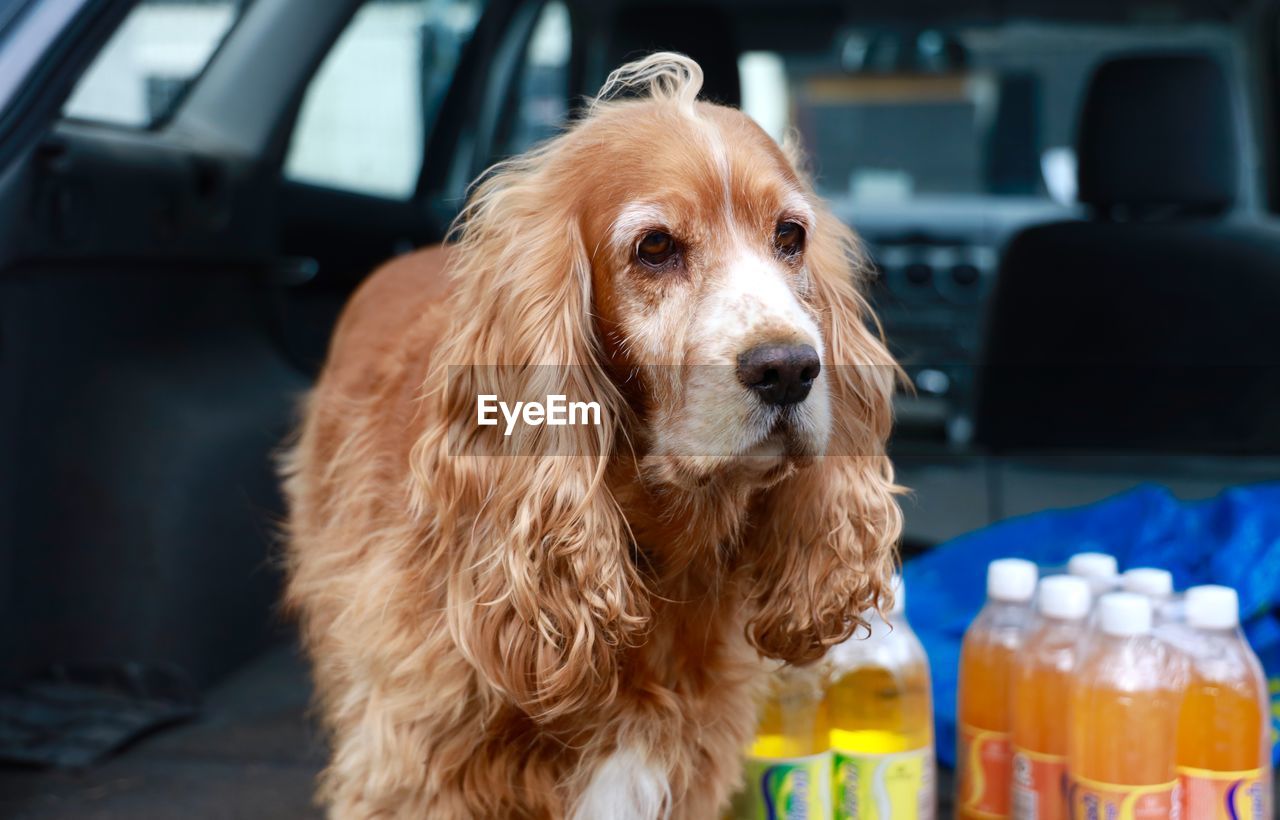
[{"left": 736, "top": 344, "right": 821, "bottom": 406}]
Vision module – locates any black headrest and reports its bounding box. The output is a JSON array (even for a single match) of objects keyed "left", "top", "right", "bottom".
[
  {"left": 1077, "top": 54, "right": 1237, "bottom": 216},
  {"left": 608, "top": 5, "right": 741, "bottom": 108}
]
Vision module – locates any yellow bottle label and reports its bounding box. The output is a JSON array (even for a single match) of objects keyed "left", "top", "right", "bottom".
[
  {"left": 832, "top": 745, "right": 934, "bottom": 819},
  {"left": 1177, "top": 766, "right": 1266, "bottom": 819},
  {"left": 1067, "top": 774, "right": 1180, "bottom": 820},
  {"left": 732, "top": 752, "right": 832, "bottom": 820}
]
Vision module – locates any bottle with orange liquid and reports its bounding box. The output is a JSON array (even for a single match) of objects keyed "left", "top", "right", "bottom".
[
  {"left": 1010, "top": 575, "right": 1091, "bottom": 820},
  {"left": 1068, "top": 592, "right": 1183, "bottom": 818},
  {"left": 1065, "top": 552, "right": 1121, "bottom": 664},
  {"left": 957, "top": 558, "right": 1038, "bottom": 819},
  {"left": 1176, "top": 585, "right": 1270, "bottom": 819}
]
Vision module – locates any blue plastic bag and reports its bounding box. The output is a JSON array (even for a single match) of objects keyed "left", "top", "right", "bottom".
[{"left": 903, "top": 481, "right": 1280, "bottom": 767}]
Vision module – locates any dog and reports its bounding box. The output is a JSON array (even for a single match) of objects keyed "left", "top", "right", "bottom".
[{"left": 282, "top": 53, "right": 902, "bottom": 819}]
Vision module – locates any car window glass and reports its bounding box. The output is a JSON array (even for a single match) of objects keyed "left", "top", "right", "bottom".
[
  {"left": 283, "top": 0, "right": 481, "bottom": 200},
  {"left": 739, "top": 23, "right": 1235, "bottom": 206},
  {"left": 497, "top": 0, "right": 571, "bottom": 158},
  {"left": 62, "top": 0, "right": 252, "bottom": 128}
]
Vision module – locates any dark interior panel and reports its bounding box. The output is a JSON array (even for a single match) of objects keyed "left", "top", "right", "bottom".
[{"left": 0, "top": 265, "right": 305, "bottom": 687}]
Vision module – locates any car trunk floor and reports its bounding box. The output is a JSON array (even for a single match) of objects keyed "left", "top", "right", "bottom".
[
  {"left": 0, "top": 642, "right": 965, "bottom": 818},
  {"left": 0, "top": 646, "right": 324, "bottom": 819}
]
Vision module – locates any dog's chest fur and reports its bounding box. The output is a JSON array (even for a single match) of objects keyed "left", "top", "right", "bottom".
[
  {"left": 570, "top": 577, "right": 766, "bottom": 818},
  {"left": 567, "top": 473, "right": 770, "bottom": 817}
]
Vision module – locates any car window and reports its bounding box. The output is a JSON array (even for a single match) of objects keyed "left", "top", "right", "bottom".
[
  {"left": 496, "top": 0, "right": 571, "bottom": 158},
  {"left": 739, "top": 23, "right": 1236, "bottom": 207},
  {"left": 283, "top": 0, "right": 481, "bottom": 201},
  {"left": 62, "top": 0, "right": 252, "bottom": 128}
]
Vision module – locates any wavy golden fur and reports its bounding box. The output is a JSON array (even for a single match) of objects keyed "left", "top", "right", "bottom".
[{"left": 282, "top": 53, "right": 903, "bottom": 818}]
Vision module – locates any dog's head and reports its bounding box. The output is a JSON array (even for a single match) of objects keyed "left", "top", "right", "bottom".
[
  {"left": 577, "top": 73, "right": 833, "bottom": 486},
  {"left": 419, "top": 54, "right": 902, "bottom": 719}
]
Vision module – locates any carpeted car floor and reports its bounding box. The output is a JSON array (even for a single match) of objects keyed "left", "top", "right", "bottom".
[
  {"left": 0, "top": 645, "right": 968, "bottom": 819},
  {"left": 0, "top": 647, "right": 325, "bottom": 819}
]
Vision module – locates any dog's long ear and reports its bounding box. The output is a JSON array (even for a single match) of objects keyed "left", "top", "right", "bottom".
[
  {"left": 742, "top": 202, "right": 904, "bottom": 664},
  {"left": 410, "top": 152, "right": 649, "bottom": 721}
]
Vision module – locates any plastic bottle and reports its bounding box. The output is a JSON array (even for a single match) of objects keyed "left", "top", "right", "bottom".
[
  {"left": 1010, "top": 575, "right": 1091, "bottom": 820},
  {"left": 1175, "top": 585, "right": 1270, "bottom": 819},
  {"left": 1068, "top": 592, "right": 1182, "bottom": 818},
  {"left": 957, "top": 558, "right": 1038, "bottom": 819},
  {"left": 828, "top": 575, "right": 935, "bottom": 819},
  {"left": 1121, "top": 567, "right": 1173, "bottom": 601},
  {"left": 732, "top": 663, "right": 831, "bottom": 819},
  {"left": 1067, "top": 552, "right": 1119, "bottom": 596},
  {"left": 1123, "top": 567, "right": 1177, "bottom": 627}
]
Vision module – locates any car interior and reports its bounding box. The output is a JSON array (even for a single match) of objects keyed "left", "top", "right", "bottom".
[{"left": 0, "top": 0, "right": 1278, "bottom": 815}]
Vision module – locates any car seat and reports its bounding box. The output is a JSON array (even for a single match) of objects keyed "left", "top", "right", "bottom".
[{"left": 976, "top": 54, "right": 1280, "bottom": 454}]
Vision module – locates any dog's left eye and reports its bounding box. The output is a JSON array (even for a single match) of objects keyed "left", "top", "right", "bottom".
[
  {"left": 775, "top": 221, "right": 805, "bottom": 257},
  {"left": 636, "top": 231, "right": 678, "bottom": 268}
]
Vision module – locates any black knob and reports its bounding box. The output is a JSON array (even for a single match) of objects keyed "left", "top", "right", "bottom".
[
  {"left": 904, "top": 263, "right": 932, "bottom": 286},
  {"left": 951, "top": 263, "right": 981, "bottom": 286}
]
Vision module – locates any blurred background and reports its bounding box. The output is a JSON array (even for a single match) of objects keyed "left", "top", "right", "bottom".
[{"left": 0, "top": 0, "right": 1277, "bottom": 816}]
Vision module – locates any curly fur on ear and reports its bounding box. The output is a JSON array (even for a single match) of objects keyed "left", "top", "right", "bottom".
[
  {"left": 742, "top": 198, "right": 905, "bottom": 663},
  {"left": 407, "top": 146, "right": 651, "bottom": 721},
  {"left": 403, "top": 58, "right": 720, "bottom": 716}
]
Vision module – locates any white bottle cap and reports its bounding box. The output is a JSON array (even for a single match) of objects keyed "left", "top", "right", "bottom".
[
  {"left": 1122, "top": 568, "right": 1174, "bottom": 598},
  {"left": 1098, "top": 592, "right": 1152, "bottom": 636},
  {"left": 1038, "top": 575, "right": 1091, "bottom": 620},
  {"left": 987, "top": 558, "right": 1038, "bottom": 603},
  {"left": 1068, "top": 552, "right": 1119, "bottom": 582},
  {"left": 1185, "top": 585, "right": 1240, "bottom": 630}
]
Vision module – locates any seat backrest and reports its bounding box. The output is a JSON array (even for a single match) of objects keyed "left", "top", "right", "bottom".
[
  {"left": 1076, "top": 54, "right": 1237, "bottom": 219},
  {"left": 976, "top": 54, "right": 1280, "bottom": 454}
]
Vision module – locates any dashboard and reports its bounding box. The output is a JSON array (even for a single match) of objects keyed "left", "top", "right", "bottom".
[{"left": 834, "top": 196, "right": 1077, "bottom": 446}]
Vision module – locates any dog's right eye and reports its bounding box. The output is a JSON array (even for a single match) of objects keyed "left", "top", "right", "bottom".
[{"left": 636, "top": 231, "right": 678, "bottom": 268}]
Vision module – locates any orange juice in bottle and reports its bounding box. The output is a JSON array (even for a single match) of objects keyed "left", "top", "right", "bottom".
[
  {"left": 1068, "top": 592, "right": 1183, "bottom": 818},
  {"left": 731, "top": 663, "right": 831, "bottom": 819},
  {"left": 1011, "top": 575, "right": 1091, "bottom": 820},
  {"left": 957, "top": 558, "right": 1038, "bottom": 819},
  {"left": 1176, "top": 585, "right": 1269, "bottom": 819},
  {"left": 828, "top": 575, "right": 935, "bottom": 819}
]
